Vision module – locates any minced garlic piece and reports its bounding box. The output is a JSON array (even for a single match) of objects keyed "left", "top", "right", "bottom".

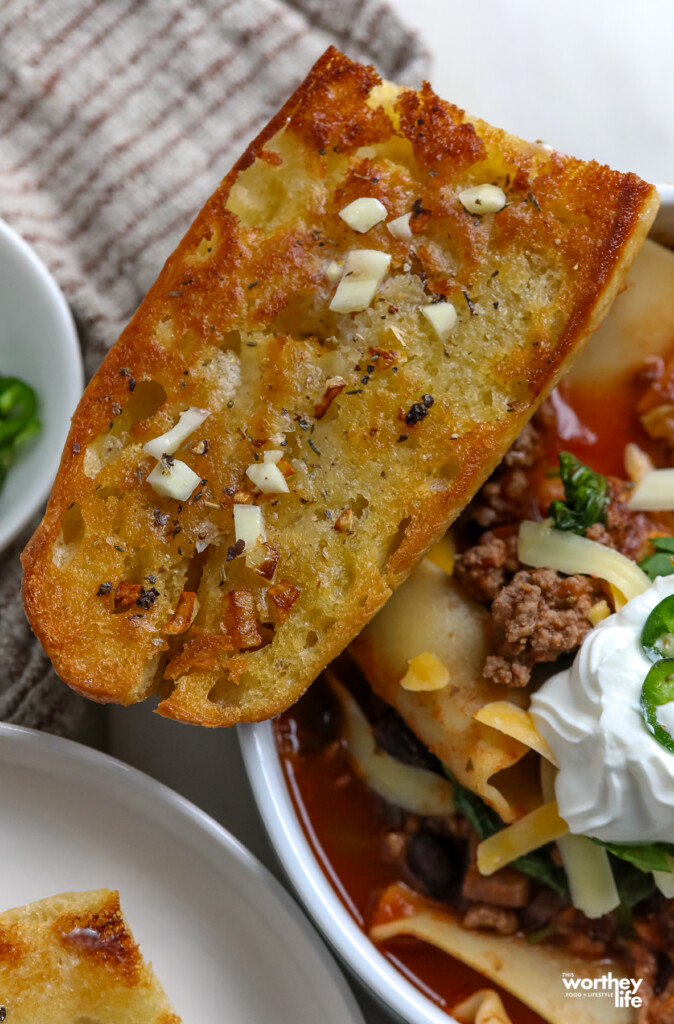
[
  {"left": 458, "top": 184, "right": 506, "bottom": 215},
  {"left": 325, "top": 260, "right": 343, "bottom": 282},
  {"left": 246, "top": 461, "right": 289, "bottom": 494},
  {"left": 233, "top": 503, "right": 264, "bottom": 550},
  {"left": 339, "top": 196, "right": 387, "bottom": 233},
  {"left": 420, "top": 302, "right": 457, "bottom": 341},
  {"left": 400, "top": 652, "right": 449, "bottom": 692},
  {"left": 147, "top": 456, "right": 200, "bottom": 500},
  {"left": 329, "top": 249, "right": 391, "bottom": 314},
  {"left": 387, "top": 212, "right": 412, "bottom": 241},
  {"left": 263, "top": 449, "right": 284, "bottom": 464}
]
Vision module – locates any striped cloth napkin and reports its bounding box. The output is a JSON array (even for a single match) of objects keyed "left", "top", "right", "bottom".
[{"left": 0, "top": 0, "right": 428, "bottom": 734}]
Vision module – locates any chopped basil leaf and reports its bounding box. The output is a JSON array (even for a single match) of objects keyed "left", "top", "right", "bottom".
[
  {"left": 639, "top": 536, "right": 674, "bottom": 581},
  {"left": 610, "top": 856, "right": 656, "bottom": 908},
  {"left": 592, "top": 838, "right": 674, "bottom": 873},
  {"left": 445, "top": 770, "right": 568, "bottom": 897},
  {"left": 548, "top": 452, "right": 609, "bottom": 535}
]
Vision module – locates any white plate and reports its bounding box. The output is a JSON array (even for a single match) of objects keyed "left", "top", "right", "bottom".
[
  {"left": 0, "top": 722, "right": 364, "bottom": 1024},
  {"left": 0, "top": 218, "right": 83, "bottom": 551},
  {"left": 240, "top": 720, "right": 450, "bottom": 1024}
]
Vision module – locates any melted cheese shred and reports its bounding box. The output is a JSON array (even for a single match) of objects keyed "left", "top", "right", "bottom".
[
  {"left": 540, "top": 760, "right": 619, "bottom": 918},
  {"left": 476, "top": 801, "right": 568, "bottom": 876},
  {"left": 328, "top": 675, "right": 455, "bottom": 817},
  {"left": 627, "top": 467, "right": 674, "bottom": 510},
  {"left": 518, "top": 519, "right": 650, "bottom": 601},
  {"left": 474, "top": 701, "right": 558, "bottom": 766}
]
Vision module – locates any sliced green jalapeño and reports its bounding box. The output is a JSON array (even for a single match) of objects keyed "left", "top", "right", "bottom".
[
  {"left": 641, "top": 658, "right": 674, "bottom": 754},
  {"left": 641, "top": 595, "right": 674, "bottom": 662}
]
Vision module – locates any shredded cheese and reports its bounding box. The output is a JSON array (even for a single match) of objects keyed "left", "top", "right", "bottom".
[
  {"left": 400, "top": 652, "right": 449, "bottom": 692},
  {"left": 654, "top": 855, "right": 674, "bottom": 897},
  {"left": 426, "top": 534, "right": 455, "bottom": 576},
  {"left": 540, "top": 760, "right": 618, "bottom": 918},
  {"left": 518, "top": 519, "right": 650, "bottom": 602},
  {"left": 628, "top": 468, "right": 674, "bottom": 510},
  {"left": 587, "top": 599, "right": 611, "bottom": 626},
  {"left": 476, "top": 801, "right": 568, "bottom": 876},
  {"left": 474, "top": 701, "right": 558, "bottom": 765},
  {"left": 329, "top": 675, "right": 455, "bottom": 816}
]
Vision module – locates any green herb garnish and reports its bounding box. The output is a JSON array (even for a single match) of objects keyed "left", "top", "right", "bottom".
[
  {"left": 548, "top": 452, "right": 609, "bottom": 535},
  {"left": 445, "top": 770, "right": 569, "bottom": 897},
  {"left": 639, "top": 536, "right": 674, "bottom": 582},
  {"left": 593, "top": 837, "right": 674, "bottom": 873}
]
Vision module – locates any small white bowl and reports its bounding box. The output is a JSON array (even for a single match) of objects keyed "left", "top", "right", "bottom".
[
  {"left": 240, "top": 188, "right": 674, "bottom": 1024},
  {"left": 0, "top": 218, "right": 83, "bottom": 552}
]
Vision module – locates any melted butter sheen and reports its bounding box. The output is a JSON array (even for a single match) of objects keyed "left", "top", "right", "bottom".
[{"left": 531, "top": 576, "right": 674, "bottom": 843}]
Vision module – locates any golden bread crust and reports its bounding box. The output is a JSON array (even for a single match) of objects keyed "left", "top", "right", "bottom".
[
  {"left": 22, "top": 47, "right": 658, "bottom": 724},
  {"left": 0, "top": 889, "right": 180, "bottom": 1023}
]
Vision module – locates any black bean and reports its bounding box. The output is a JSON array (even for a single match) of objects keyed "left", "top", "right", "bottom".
[
  {"left": 406, "top": 830, "right": 460, "bottom": 898},
  {"left": 374, "top": 708, "right": 440, "bottom": 771}
]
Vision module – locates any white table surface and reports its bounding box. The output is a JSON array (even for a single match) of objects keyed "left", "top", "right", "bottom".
[{"left": 109, "top": 3, "right": 674, "bottom": 1020}]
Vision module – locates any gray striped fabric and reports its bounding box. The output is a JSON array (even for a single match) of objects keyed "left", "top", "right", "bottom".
[{"left": 0, "top": 0, "right": 428, "bottom": 734}]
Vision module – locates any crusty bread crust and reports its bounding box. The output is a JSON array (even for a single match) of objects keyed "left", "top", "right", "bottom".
[
  {"left": 22, "top": 48, "right": 658, "bottom": 725},
  {"left": 0, "top": 889, "right": 180, "bottom": 1023}
]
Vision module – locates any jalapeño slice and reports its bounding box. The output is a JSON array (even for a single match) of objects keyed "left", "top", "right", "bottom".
[
  {"left": 641, "top": 658, "right": 674, "bottom": 755},
  {"left": 642, "top": 595, "right": 674, "bottom": 662}
]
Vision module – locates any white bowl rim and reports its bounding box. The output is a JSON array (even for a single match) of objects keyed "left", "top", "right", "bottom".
[
  {"left": 1, "top": 719, "right": 365, "bottom": 1024},
  {"left": 0, "top": 217, "right": 83, "bottom": 551},
  {"left": 239, "top": 720, "right": 458, "bottom": 1024}
]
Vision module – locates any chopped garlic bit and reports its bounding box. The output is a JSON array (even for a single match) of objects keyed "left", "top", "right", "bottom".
[
  {"left": 339, "top": 196, "right": 387, "bottom": 233},
  {"left": 246, "top": 461, "right": 290, "bottom": 494},
  {"left": 420, "top": 302, "right": 457, "bottom": 341},
  {"left": 458, "top": 184, "right": 506, "bottom": 215},
  {"left": 263, "top": 449, "right": 284, "bottom": 464},
  {"left": 387, "top": 212, "right": 412, "bottom": 241},
  {"left": 143, "top": 407, "right": 209, "bottom": 459},
  {"left": 233, "top": 503, "right": 264, "bottom": 550},
  {"left": 329, "top": 249, "right": 391, "bottom": 315},
  {"left": 325, "top": 260, "right": 343, "bottom": 283},
  {"left": 147, "top": 456, "right": 201, "bottom": 500},
  {"left": 401, "top": 652, "right": 449, "bottom": 692},
  {"left": 587, "top": 599, "right": 611, "bottom": 627}
]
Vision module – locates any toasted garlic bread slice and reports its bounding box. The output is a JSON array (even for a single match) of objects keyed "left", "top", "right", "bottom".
[
  {"left": 22, "top": 48, "right": 658, "bottom": 725},
  {"left": 0, "top": 889, "right": 180, "bottom": 1023}
]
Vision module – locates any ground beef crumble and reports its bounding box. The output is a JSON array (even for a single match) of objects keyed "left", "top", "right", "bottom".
[{"left": 484, "top": 568, "right": 604, "bottom": 687}]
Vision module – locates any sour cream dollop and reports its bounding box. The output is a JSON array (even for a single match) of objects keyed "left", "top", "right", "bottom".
[{"left": 531, "top": 575, "right": 674, "bottom": 843}]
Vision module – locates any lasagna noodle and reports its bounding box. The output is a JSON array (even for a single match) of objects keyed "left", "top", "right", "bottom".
[
  {"left": 370, "top": 883, "right": 634, "bottom": 1024},
  {"left": 350, "top": 559, "right": 534, "bottom": 822}
]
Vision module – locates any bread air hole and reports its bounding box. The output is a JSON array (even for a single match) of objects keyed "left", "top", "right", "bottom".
[{"left": 52, "top": 502, "right": 85, "bottom": 568}]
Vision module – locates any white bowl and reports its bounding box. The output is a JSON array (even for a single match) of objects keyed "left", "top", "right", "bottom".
[
  {"left": 240, "top": 193, "right": 674, "bottom": 1024},
  {"left": 240, "top": 720, "right": 451, "bottom": 1024},
  {"left": 0, "top": 218, "right": 83, "bottom": 551}
]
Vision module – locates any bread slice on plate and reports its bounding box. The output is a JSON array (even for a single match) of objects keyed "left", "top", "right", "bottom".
[
  {"left": 0, "top": 889, "right": 180, "bottom": 1023},
  {"left": 22, "top": 47, "right": 658, "bottom": 725}
]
